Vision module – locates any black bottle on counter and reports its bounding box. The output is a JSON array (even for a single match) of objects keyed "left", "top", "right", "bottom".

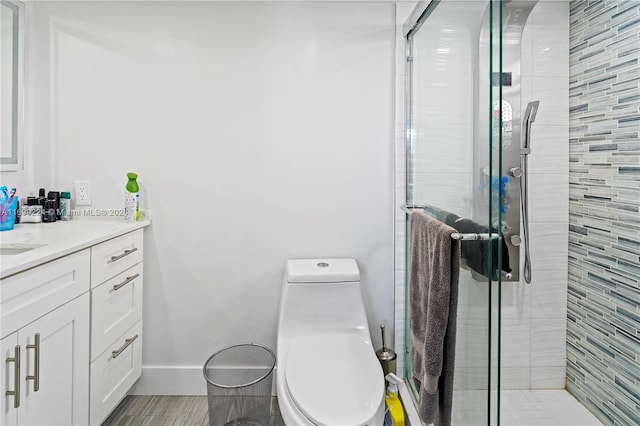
[
  {"left": 48, "top": 191, "right": 61, "bottom": 220},
  {"left": 38, "top": 188, "right": 46, "bottom": 208},
  {"left": 43, "top": 199, "right": 57, "bottom": 223}
]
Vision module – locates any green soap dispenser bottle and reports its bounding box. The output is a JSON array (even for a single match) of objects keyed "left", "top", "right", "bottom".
[{"left": 124, "top": 172, "right": 139, "bottom": 222}]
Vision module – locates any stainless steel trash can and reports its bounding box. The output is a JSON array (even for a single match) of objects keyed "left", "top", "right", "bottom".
[{"left": 203, "top": 343, "right": 276, "bottom": 426}]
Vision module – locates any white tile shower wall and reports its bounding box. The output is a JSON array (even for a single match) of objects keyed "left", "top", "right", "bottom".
[
  {"left": 30, "top": 1, "right": 396, "bottom": 394},
  {"left": 567, "top": 0, "right": 640, "bottom": 424},
  {"left": 410, "top": 34, "right": 475, "bottom": 214},
  {"left": 394, "top": 0, "right": 570, "bottom": 392},
  {"left": 507, "top": 0, "right": 570, "bottom": 390}
]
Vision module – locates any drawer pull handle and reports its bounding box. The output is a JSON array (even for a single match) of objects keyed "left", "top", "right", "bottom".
[
  {"left": 110, "top": 247, "right": 138, "bottom": 262},
  {"left": 112, "top": 334, "right": 139, "bottom": 359},
  {"left": 5, "top": 345, "right": 20, "bottom": 408},
  {"left": 113, "top": 273, "right": 140, "bottom": 291},
  {"left": 26, "top": 333, "right": 40, "bottom": 391}
]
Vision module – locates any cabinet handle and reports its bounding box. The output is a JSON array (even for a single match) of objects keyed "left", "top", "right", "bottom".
[
  {"left": 112, "top": 334, "right": 139, "bottom": 359},
  {"left": 113, "top": 273, "right": 140, "bottom": 291},
  {"left": 5, "top": 345, "right": 20, "bottom": 408},
  {"left": 26, "top": 333, "right": 40, "bottom": 392},
  {"left": 110, "top": 247, "right": 138, "bottom": 262}
]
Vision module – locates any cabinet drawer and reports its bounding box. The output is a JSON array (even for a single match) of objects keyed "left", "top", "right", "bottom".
[
  {"left": 91, "top": 230, "right": 143, "bottom": 287},
  {"left": 91, "top": 263, "right": 143, "bottom": 361},
  {"left": 1, "top": 249, "right": 90, "bottom": 339},
  {"left": 90, "top": 320, "right": 142, "bottom": 426}
]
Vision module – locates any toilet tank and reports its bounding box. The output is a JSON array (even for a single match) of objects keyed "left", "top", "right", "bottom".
[
  {"left": 278, "top": 259, "right": 370, "bottom": 337},
  {"left": 286, "top": 259, "right": 360, "bottom": 283}
]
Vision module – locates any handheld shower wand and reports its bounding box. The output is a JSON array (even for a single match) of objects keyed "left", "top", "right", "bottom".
[
  {"left": 520, "top": 100, "right": 539, "bottom": 284},
  {"left": 523, "top": 101, "right": 539, "bottom": 152}
]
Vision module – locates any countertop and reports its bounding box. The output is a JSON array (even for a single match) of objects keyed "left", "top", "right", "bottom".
[{"left": 0, "top": 218, "right": 151, "bottom": 279}]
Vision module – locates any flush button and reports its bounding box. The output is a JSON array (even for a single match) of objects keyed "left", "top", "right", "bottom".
[{"left": 317, "top": 262, "right": 329, "bottom": 268}]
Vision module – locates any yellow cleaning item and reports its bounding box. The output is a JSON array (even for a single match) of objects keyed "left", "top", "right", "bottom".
[{"left": 384, "top": 373, "right": 405, "bottom": 426}]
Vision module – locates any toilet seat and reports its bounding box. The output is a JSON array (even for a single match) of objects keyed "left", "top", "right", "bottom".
[{"left": 284, "top": 334, "right": 385, "bottom": 426}]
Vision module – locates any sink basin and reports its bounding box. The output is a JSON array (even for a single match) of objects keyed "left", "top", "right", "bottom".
[{"left": 0, "top": 243, "right": 47, "bottom": 255}]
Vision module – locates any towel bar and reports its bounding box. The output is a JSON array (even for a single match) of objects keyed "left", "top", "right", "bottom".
[
  {"left": 400, "top": 205, "right": 498, "bottom": 241},
  {"left": 451, "top": 232, "right": 496, "bottom": 241}
]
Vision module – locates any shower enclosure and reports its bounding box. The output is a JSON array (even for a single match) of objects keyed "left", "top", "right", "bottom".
[{"left": 402, "top": 0, "right": 539, "bottom": 423}]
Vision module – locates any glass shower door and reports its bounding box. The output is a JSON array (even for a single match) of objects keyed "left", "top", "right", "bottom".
[{"left": 403, "top": 0, "right": 504, "bottom": 424}]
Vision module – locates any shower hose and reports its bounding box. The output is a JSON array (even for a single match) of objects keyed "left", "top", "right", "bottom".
[{"left": 520, "top": 154, "right": 532, "bottom": 284}]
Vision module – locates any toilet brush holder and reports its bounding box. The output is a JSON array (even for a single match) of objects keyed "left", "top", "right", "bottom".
[{"left": 375, "top": 323, "right": 397, "bottom": 377}]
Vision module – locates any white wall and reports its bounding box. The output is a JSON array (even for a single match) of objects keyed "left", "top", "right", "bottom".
[{"left": 26, "top": 1, "right": 396, "bottom": 394}]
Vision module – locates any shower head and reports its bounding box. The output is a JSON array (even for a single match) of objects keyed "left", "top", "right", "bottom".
[
  {"left": 523, "top": 101, "right": 540, "bottom": 125},
  {"left": 522, "top": 100, "right": 540, "bottom": 152}
]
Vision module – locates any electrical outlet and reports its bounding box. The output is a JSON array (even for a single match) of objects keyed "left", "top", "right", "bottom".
[{"left": 74, "top": 180, "right": 92, "bottom": 206}]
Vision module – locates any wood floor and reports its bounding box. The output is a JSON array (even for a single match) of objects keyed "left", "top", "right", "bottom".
[{"left": 102, "top": 396, "right": 285, "bottom": 426}]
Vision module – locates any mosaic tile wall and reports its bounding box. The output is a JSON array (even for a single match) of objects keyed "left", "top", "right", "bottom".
[{"left": 567, "top": 0, "right": 640, "bottom": 425}]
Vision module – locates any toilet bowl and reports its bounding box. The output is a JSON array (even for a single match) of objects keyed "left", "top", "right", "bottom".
[{"left": 276, "top": 259, "right": 385, "bottom": 426}]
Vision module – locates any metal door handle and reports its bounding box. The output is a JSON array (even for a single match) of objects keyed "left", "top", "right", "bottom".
[
  {"left": 110, "top": 247, "right": 138, "bottom": 262},
  {"left": 26, "top": 333, "right": 40, "bottom": 391},
  {"left": 113, "top": 273, "right": 140, "bottom": 291},
  {"left": 5, "top": 345, "right": 20, "bottom": 408},
  {"left": 112, "top": 334, "right": 139, "bottom": 359}
]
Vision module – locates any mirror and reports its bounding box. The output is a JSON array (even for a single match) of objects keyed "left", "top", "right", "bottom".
[{"left": 1, "top": 0, "right": 24, "bottom": 171}]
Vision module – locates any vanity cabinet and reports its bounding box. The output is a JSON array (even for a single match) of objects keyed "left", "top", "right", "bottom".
[
  {"left": 0, "top": 226, "right": 147, "bottom": 426},
  {"left": 1, "top": 251, "right": 90, "bottom": 426}
]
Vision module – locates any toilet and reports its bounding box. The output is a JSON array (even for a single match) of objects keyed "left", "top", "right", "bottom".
[{"left": 276, "top": 259, "right": 385, "bottom": 426}]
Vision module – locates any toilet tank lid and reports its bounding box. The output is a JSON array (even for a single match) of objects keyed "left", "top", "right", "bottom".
[{"left": 286, "top": 259, "right": 360, "bottom": 283}]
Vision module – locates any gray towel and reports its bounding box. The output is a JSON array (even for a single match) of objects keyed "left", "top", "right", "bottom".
[{"left": 409, "top": 212, "right": 460, "bottom": 426}]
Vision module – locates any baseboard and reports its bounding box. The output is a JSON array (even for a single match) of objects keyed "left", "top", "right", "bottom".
[
  {"left": 129, "top": 366, "right": 206, "bottom": 395},
  {"left": 129, "top": 365, "right": 278, "bottom": 396}
]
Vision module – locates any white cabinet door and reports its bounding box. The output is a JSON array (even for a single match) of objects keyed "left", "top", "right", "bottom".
[
  {"left": 1, "top": 333, "right": 19, "bottom": 426},
  {"left": 17, "top": 294, "right": 90, "bottom": 426}
]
